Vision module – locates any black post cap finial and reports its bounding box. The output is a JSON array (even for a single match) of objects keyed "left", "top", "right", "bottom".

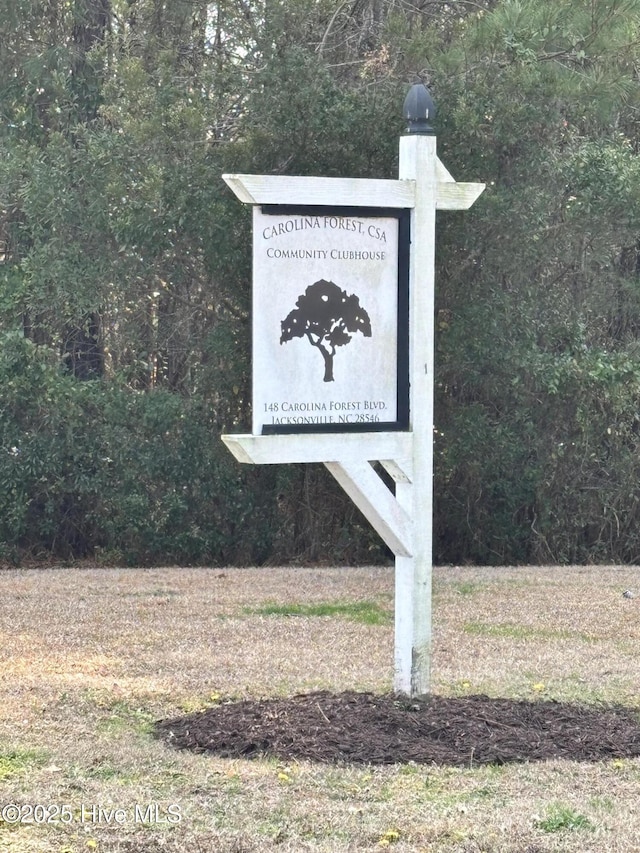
[{"left": 403, "top": 83, "right": 436, "bottom": 135}]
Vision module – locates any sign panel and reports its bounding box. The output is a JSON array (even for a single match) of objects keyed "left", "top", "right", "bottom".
[{"left": 252, "top": 206, "right": 409, "bottom": 434}]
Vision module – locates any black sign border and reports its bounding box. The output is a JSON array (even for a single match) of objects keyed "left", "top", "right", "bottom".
[{"left": 257, "top": 205, "right": 410, "bottom": 435}]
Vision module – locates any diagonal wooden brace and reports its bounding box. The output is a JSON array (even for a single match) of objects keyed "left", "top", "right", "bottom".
[
  {"left": 324, "top": 460, "right": 412, "bottom": 558},
  {"left": 222, "top": 431, "right": 413, "bottom": 557}
]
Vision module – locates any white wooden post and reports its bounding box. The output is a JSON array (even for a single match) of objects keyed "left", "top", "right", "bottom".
[
  {"left": 220, "top": 86, "right": 484, "bottom": 697},
  {"left": 392, "top": 132, "right": 437, "bottom": 696}
]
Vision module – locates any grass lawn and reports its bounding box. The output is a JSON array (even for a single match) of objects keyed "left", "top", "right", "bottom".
[{"left": 0, "top": 564, "right": 639, "bottom": 851}]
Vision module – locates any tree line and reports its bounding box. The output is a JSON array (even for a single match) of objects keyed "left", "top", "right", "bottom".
[{"left": 1, "top": 0, "right": 640, "bottom": 565}]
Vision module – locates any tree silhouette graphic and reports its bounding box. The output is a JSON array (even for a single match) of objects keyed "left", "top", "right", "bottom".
[{"left": 280, "top": 279, "right": 372, "bottom": 382}]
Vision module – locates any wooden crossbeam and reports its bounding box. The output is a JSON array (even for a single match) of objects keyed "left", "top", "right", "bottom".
[{"left": 223, "top": 170, "right": 485, "bottom": 212}]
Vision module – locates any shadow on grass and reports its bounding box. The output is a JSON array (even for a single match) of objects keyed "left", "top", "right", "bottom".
[{"left": 154, "top": 691, "right": 640, "bottom": 767}]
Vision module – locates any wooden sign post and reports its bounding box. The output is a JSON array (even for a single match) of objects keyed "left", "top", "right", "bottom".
[{"left": 222, "top": 85, "right": 484, "bottom": 697}]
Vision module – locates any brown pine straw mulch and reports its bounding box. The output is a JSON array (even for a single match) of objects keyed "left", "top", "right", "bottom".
[{"left": 154, "top": 691, "right": 640, "bottom": 766}]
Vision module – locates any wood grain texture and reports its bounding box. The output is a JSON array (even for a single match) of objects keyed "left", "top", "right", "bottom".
[
  {"left": 223, "top": 170, "right": 484, "bottom": 211},
  {"left": 221, "top": 432, "right": 412, "bottom": 465},
  {"left": 223, "top": 173, "right": 415, "bottom": 208}
]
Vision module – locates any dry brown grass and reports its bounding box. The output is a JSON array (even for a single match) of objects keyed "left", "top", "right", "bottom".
[{"left": 0, "top": 564, "right": 639, "bottom": 852}]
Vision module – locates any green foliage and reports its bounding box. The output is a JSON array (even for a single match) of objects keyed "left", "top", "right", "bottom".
[
  {"left": 0, "top": 331, "right": 383, "bottom": 564},
  {"left": 428, "top": 0, "right": 640, "bottom": 564},
  {"left": 0, "top": 331, "right": 264, "bottom": 563},
  {"left": 3, "top": 0, "right": 640, "bottom": 565},
  {"left": 96, "top": 700, "right": 156, "bottom": 737},
  {"left": 463, "top": 622, "right": 594, "bottom": 643},
  {"left": 244, "top": 600, "right": 391, "bottom": 625},
  {"left": 237, "top": 44, "right": 400, "bottom": 179},
  {"left": 536, "top": 803, "right": 594, "bottom": 833},
  {"left": 0, "top": 746, "right": 48, "bottom": 780}
]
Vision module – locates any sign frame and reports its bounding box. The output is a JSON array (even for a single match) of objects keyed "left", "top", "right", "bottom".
[
  {"left": 221, "top": 92, "right": 485, "bottom": 697},
  {"left": 255, "top": 204, "right": 411, "bottom": 436}
]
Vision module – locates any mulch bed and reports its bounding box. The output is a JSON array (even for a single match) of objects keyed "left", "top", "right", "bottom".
[{"left": 154, "top": 691, "right": 640, "bottom": 766}]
